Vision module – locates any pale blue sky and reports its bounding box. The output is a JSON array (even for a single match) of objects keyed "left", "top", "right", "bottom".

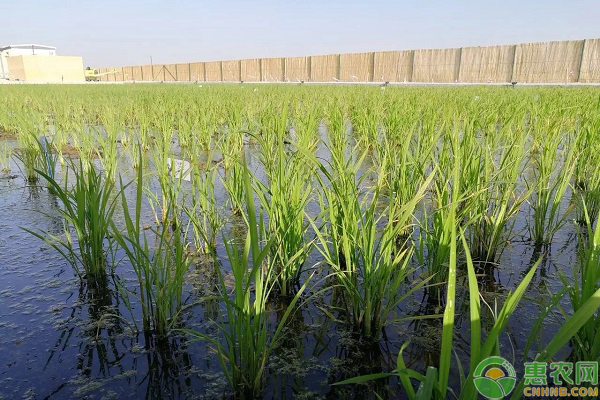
[{"left": 3, "top": 1, "right": 598, "bottom": 67}]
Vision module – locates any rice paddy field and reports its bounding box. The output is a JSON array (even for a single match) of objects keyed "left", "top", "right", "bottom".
[{"left": 0, "top": 84, "right": 599, "bottom": 399}]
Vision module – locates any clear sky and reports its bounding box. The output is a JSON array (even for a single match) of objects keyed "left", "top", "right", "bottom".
[{"left": 3, "top": 0, "right": 598, "bottom": 67}]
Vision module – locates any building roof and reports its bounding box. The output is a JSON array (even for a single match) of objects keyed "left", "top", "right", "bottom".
[{"left": 0, "top": 44, "right": 56, "bottom": 51}]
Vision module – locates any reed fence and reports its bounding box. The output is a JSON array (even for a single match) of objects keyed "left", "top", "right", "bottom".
[{"left": 97, "top": 39, "right": 600, "bottom": 84}]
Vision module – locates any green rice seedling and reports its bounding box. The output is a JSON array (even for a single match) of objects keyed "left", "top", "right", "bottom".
[
  {"left": 312, "top": 147, "right": 435, "bottom": 337},
  {"left": 377, "top": 119, "right": 436, "bottom": 243},
  {"left": 196, "top": 108, "right": 217, "bottom": 152},
  {"left": 417, "top": 132, "right": 464, "bottom": 290},
  {"left": 97, "top": 107, "right": 124, "bottom": 182},
  {"left": 221, "top": 134, "right": 246, "bottom": 215},
  {"left": 67, "top": 117, "right": 96, "bottom": 168},
  {"left": 574, "top": 177, "right": 600, "bottom": 226},
  {"left": 574, "top": 121, "right": 600, "bottom": 225},
  {"left": 350, "top": 99, "right": 381, "bottom": 149},
  {"left": 512, "top": 227, "right": 600, "bottom": 396},
  {"left": 147, "top": 109, "right": 185, "bottom": 226},
  {"left": 561, "top": 207, "right": 600, "bottom": 363},
  {"left": 14, "top": 113, "right": 45, "bottom": 183},
  {"left": 112, "top": 150, "right": 191, "bottom": 336},
  {"left": 50, "top": 102, "right": 76, "bottom": 153},
  {"left": 24, "top": 160, "right": 117, "bottom": 284},
  {"left": 35, "top": 136, "right": 60, "bottom": 192},
  {"left": 176, "top": 105, "right": 194, "bottom": 151},
  {"left": 337, "top": 216, "right": 600, "bottom": 399},
  {"left": 464, "top": 128, "right": 531, "bottom": 263},
  {"left": 317, "top": 140, "right": 365, "bottom": 276},
  {"left": 256, "top": 105, "right": 289, "bottom": 175},
  {"left": 185, "top": 143, "right": 224, "bottom": 255},
  {"left": 185, "top": 164, "right": 310, "bottom": 398},
  {"left": 254, "top": 123, "right": 313, "bottom": 297},
  {"left": 134, "top": 104, "right": 153, "bottom": 152},
  {"left": 335, "top": 230, "right": 541, "bottom": 399},
  {"left": 292, "top": 103, "right": 321, "bottom": 156},
  {"left": 528, "top": 127, "right": 577, "bottom": 246},
  {"left": 325, "top": 102, "right": 350, "bottom": 161},
  {"left": 215, "top": 96, "right": 248, "bottom": 217},
  {"left": 336, "top": 271, "right": 600, "bottom": 399}
]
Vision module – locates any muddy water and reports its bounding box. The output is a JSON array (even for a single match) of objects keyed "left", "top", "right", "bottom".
[{"left": 0, "top": 136, "right": 580, "bottom": 399}]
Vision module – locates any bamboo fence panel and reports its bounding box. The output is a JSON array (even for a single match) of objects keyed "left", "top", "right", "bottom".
[
  {"left": 94, "top": 39, "right": 600, "bottom": 84},
  {"left": 109, "top": 67, "right": 118, "bottom": 81},
  {"left": 163, "top": 64, "right": 177, "bottom": 81},
  {"left": 261, "top": 58, "right": 284, "bottom": 82},
  {"left": 189, "top": 62, "right": 205, "bottom": 82},
  {"left": 284, "top": 56, "right": 309, "bottom": 82},
  {"left": 458, "top": 45, "right": 515, "bottom": 83},
  {"left": 413, "top": 48, "right": 460, "bottom": 82},
  {"left": 97, "top": 68, "right": 105, "bottom": 82},
  {"left": 121, "top": 67, "right": 131, "bottom": 81},
  {"left": 241, "top": 59, "right": 260, "bottom": 81},
  {"left": 141, "top": 65, "right": 153, "bottom": 81},
  {"left": 117, "top": 67, "right": 126, "bottom": 81},
  {"left": 513, "top": 40, "right": 584, "bottom": 83},
  {"left": 205, "top": 61, "right": 221, "bottom": 81},
  {"left": 373, "top": 50, "right": 413, "bottom": 82},
  {"left": 176, "top": 63, "right": 190, "bottom": 81},
  {"left": 222, "top": 60, "right": 241, "bottom": 82},
  {"left": 340, "top": 52, "right": 372, "bottom": 82},
  {"left": 152, "top": 65, "right": 166, "bottom": 81},
  {"left": 311, "top": 54, "right": 339, "bottom": 82},
  {"left": 126, "top": 66, "right": 136, "bottom": 81},
  {"left": 129, "top": 66, "right": 138, "bottom": 81},
  {"left": 131, "top": 66, "right": 143, "bottom": 81},
  {"left": 577, "top": 39, "right": 600, "bottom": 83}
]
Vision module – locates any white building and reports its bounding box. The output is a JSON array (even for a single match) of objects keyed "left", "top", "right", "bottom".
[{"left": 0, "top": 44, "right": 57, "bottom": 79}]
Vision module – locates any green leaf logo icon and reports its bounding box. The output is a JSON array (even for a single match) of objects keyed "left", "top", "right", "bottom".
[{"left": 473, "top": 357, "right": 517, "bottom": 399}]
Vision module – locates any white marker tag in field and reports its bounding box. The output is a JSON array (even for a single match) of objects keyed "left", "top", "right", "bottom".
[{"left": 167, "top": 158, "right": 192, "bottom": 181}]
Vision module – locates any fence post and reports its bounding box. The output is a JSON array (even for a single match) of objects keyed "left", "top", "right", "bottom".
[
  {"left": 282, "top": 58, "right": 287, "bottom": 82},
  {"left": 308, "top": 56, "right": 312, "bottom": 82},
  {"left": 219, "top": 61, "right": 224, "bottom": 82},
  {"left": 455, "top": 47, "right": 463, "bottom": 82},
  {"left": 203, "top": 63, "right": 207, "bottom": 82},
  {"left": 409, "top": 50, "right": 416, "bottom": 82},
  {"left": 510, "top": 45, "right": 518, "bottom": 82},
  {"left": 238, "top": 60, "right": 242, "bottom": 82},
  {"left": 337, "top": 54, "right": 342, "bottom": 81},
  {"left": 259, "top": 59, "right": 263, "bottom": 82},
  {"left": 576, "top": 39, "right": 587, "bottom": 83},
  {"left": 369, "top": 52, "right": 375, "bottom": 82},
  {"left": 188, "top": 63, "right": 191, "bottom": 82}
]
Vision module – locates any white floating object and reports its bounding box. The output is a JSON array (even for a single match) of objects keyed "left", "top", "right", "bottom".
[{"left": 167, "top": 157, "right": 192, "bottom": 181}]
